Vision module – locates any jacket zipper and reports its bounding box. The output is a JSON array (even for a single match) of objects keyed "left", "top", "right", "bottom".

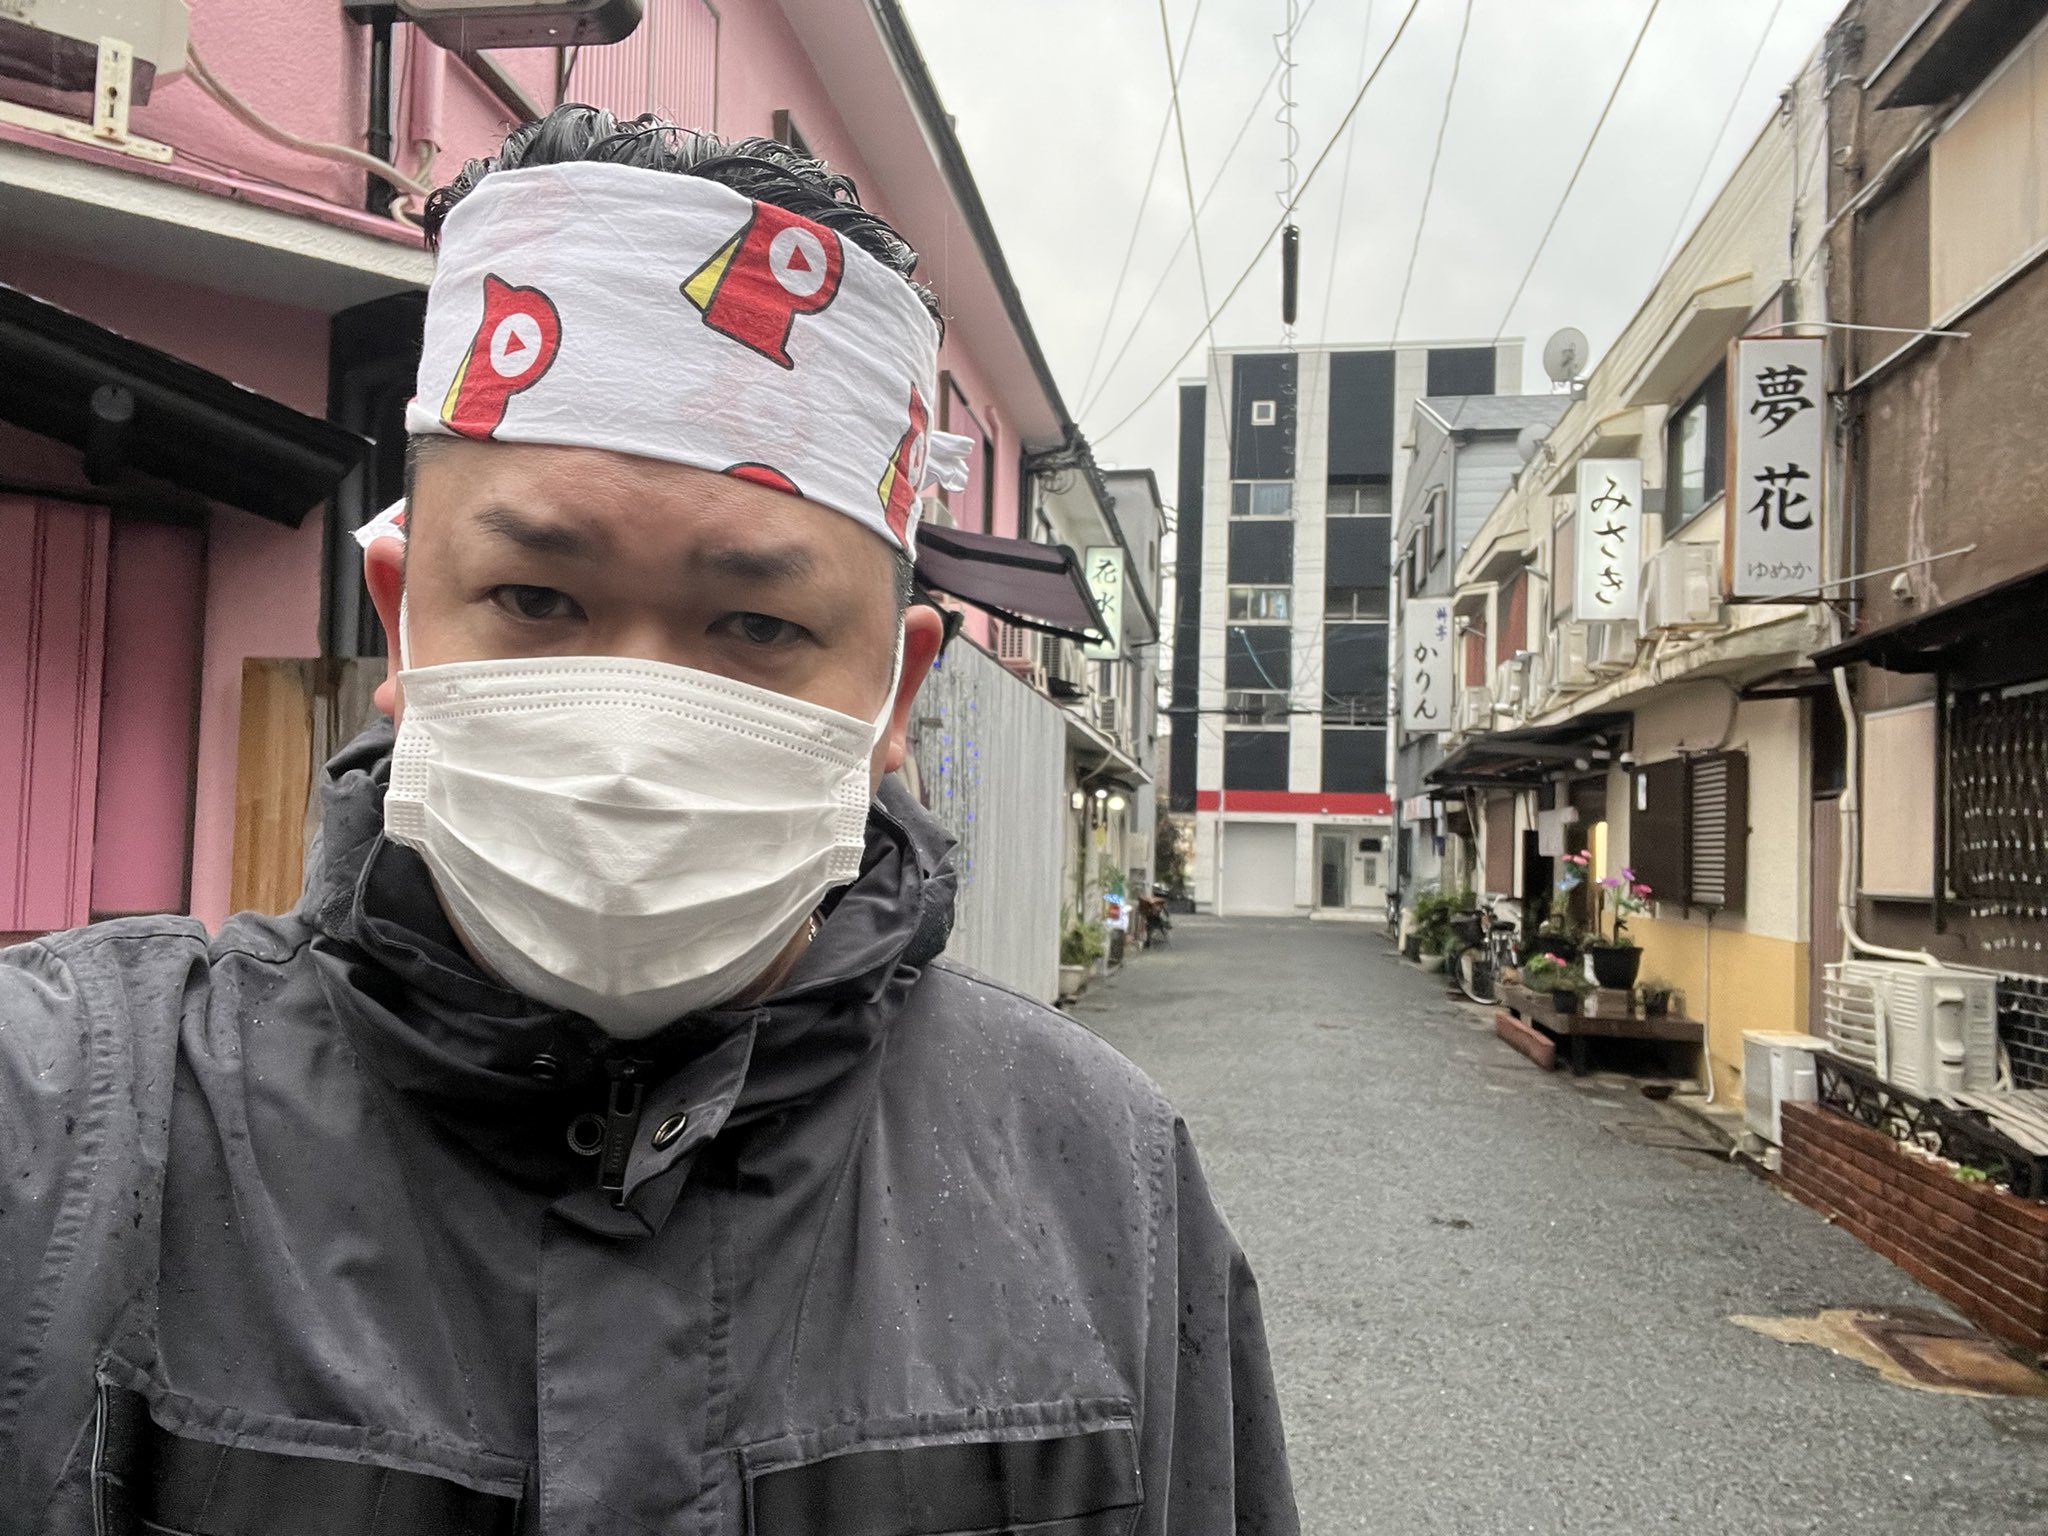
[{"left": 598, "top": 1056, "right": 649, "bottom": 1208}]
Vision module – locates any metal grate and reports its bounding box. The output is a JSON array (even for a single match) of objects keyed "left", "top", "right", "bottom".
[
  {"left": 1689, "top": 753, "right": 1736, "bottom": 907},
  {"left": 1999, "top": 975, "right": 2048, "bottom": 1091}
]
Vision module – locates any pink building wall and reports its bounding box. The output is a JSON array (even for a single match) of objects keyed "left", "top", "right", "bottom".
[{"left": 8, "top": 0, "right": 1046, "bottom": 926}]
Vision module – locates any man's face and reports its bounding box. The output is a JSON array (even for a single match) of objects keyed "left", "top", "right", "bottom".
[{"left": 363, "top": 440, "right": 943, "bottom": 781}]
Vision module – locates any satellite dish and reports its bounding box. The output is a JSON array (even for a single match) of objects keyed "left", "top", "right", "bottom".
[
  {"left": 1542, "top": 326, "right": 1590, "bottom": 386},
  {"left": 1516, "top": 425, "right": 1547, "bottom": 466}
]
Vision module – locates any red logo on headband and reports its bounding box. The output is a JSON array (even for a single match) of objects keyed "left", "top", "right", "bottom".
[
  {"left": 681, "top": 203, "right": 845, "bottom": 368},
  {"left": 441, "top": 275, "right": 562, "bottom": 438},
  {"left": 724, "top": 463, "right": 802, "bottom": 497},
  {"left": 876, "top": 385, "right": 930, "bottom": 542}
]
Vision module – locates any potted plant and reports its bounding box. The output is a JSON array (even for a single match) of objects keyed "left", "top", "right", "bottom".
[
  {"left": 1523, "top": 954, "right": 1589, "bottom": 1013},
  {"left": 1638, "top": 980, "right": 1674, "bottom": 1018},
  {"left": 1523, "top": 912, "right": 1581, "bottom": 965},
  {"left": 1582, "top": 866, "right": 1653, "bottom": 990},
  {"left": 1059, "top": 916, "right": 1103, "bottom": 999},
  {"left": 1412, "top": 887, "right": 1471, "bottom": 971}
]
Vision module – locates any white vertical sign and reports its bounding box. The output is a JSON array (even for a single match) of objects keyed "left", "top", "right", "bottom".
[
  {"left": 1082, "top": 546, "right": 1123, "bottom": 659},
  {"left": 1574, "top": 458, "right": 1643, "bottom": 620},
  {"left": 1401, "top": 597, "right": 1452, "bottom": 733},
  {"left": 1728, "top": 336, "right": 1825, "bottom": 600}
]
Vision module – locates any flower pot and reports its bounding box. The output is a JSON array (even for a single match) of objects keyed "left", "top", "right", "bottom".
[
  {"left": 1586, "top": 946, "right": 1642, "bottom": 990},
  {"left": 1059, "top": 964, "right": 1087, "bottom": 998},
  {"left": 1530, "top": 934, "right": 1578, "bottom": 963},
  {"left": 1550, "top": 989, "right": 1580, "bottom": 1014},
  {"left": 1642, "top": 996, "right": 1669, "bottom": 1018}
]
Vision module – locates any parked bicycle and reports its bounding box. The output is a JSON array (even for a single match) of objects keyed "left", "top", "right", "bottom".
[{"left": 1445, "top": 896, "right": 1521, "bottom": 1006}]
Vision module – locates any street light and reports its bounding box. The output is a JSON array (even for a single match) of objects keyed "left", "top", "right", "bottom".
[
  {"left": 1109, "top": 794, "right": 1127, "bottom": 813},
  {"left": 1094, "top": 788, "right": 1108, "bottom": 802}
]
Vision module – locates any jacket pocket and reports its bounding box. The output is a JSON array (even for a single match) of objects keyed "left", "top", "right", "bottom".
[{"left": 743, "top": 1415, "right": 1141, "bottom": 1536}]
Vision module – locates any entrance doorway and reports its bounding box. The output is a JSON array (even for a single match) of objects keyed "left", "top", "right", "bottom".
[{"left": 1318, "top": 832, "right": 1351, "bottom": 909}]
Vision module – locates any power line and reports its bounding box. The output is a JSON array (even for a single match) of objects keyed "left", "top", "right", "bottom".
[
  {"left": 1388, "top": 0, "right": 1474, "bottom": 346},
  {"left": 1092, "top": 0, "right": 1425, "bottom": 446},
  {"left": 1079, "top": 0, "right": 1325, "bottom": 421},
  {"left": 1315, "top": 0, "right": 1376, "bottom": 347},
  {"left": 1485, "top": 0, "right": 1663, "bottom": 348},
  {"left": 1655, "top": 0, "right": 1782, "bottom": 273},
  {"left": 1077, "top": 0, "right": 1207, "bottom": 410}
]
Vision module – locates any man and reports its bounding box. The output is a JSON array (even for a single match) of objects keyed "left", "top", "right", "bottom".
[{"left": 0, "top": 109, "right": 1298, "bottom": 1535}]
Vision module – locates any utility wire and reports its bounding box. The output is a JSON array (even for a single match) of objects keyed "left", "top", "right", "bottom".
[
  {"left": 1388, "top": 0, "right": 1474, "bottom": 346},
  {"left": 1655, "top": 0, "right": 1782, "bottom": 272},
  {"left": 1485, "top": 0, "right": 1663, "bottom": 347},
  {"left": 1077, "top": 0, "right": 1207, "bottom": 409},
  {"left": 1079, "top": 0, "right": 1323, "bottom": 420},
  {"left": 1315, "top": 0, "right": 1377, "bottom": 346},
  {"left": 1161, "top": 0, "right": 1219, "bottom": 363},
  {"left": 1093, "top": 0, "right": 1425, "bottom": 446}
]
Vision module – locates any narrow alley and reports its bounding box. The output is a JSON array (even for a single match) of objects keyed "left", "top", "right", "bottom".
[{"left": 1076, "top": 918, "right": 2048, "bottom": 1536}]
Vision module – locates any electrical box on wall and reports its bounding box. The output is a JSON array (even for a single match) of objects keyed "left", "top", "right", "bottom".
[{"left": 393, "top": 0, "right": 642, "bottom": 50}]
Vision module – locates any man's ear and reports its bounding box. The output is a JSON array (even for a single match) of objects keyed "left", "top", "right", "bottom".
[
  {"left": 363, "top": 536, "right": 406, "bottom": 719},
  {"left": 881, "top": 603, "right": 945, "bottom": 774}
]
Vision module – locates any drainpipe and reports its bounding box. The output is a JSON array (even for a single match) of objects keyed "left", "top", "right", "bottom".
[
  {"left": 363, "top": 10, "right": 396, "bottom": 215},
  {"left": 408, "top": 36, "right": 446, "bottom": 183}
]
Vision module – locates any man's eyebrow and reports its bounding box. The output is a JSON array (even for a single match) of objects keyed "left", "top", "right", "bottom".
[
  {"left": 696, "top": 545, "right": 816, "bottom": 584},
  {"left": 474, "top": 505, "right": 609, "bottom": 559}
]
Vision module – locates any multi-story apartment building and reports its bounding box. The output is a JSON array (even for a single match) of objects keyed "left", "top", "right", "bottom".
[{"left": 1170, "top": 339, "right": 1521, "bottom": 917}]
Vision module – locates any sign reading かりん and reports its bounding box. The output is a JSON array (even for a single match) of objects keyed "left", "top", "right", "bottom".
[{"left": 1401, "top": 598, "right": 1452, "bottom": 734}]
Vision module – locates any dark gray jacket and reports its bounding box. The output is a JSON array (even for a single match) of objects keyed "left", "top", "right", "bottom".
[{"left": 1, "top": 725, "right": 1296, "bottom": 1535}]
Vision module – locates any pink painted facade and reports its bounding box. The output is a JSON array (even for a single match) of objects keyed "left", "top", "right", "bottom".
[{"left": 0, "top": 0, "right": 1070, "bottom": 931}]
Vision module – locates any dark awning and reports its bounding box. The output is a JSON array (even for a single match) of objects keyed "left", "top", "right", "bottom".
[
  {"left": 1426, "top": 713, "right": 1631, "bottom": 789},
  {"left": 0, "top": 281, "right": 369, "bottom": 526},
  {"left": 1873, "top": 0, "right": 2048, "bottom": 109},
  {"left": 914, "top": 524, "right": 1107, "bottom": 645},
  {"left": 1811, "top": 562, "right": 2048, "bottom": 685}
]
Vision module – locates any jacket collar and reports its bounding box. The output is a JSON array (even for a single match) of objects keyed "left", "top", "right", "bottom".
[{"left": 299, "top": 717, "right": 958, "bottom": 1227}]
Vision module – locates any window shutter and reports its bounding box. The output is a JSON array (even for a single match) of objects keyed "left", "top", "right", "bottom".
[
  {"left": 1630, "top": 758, "right": 1689, "bottom": 904},
  {"left": 1687, "top": 750, "right": 1748, "bottom": 911}
]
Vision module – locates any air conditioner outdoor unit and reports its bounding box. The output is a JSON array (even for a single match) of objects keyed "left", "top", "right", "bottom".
[
  {"left": 1042, "top": 635, "right": 1085, "bottom": 698},
  {"left": 1743, "top": 1031, "right": 1825, "bottom": 1148},
  {"left": 1090, "top": 692, "right": 1122, "bottom": 736},
  {"left": 0, "top": 0, "right": 188, "bottom": 100},
  {"left": 1586, "top": 620, "right": 1640, "bottom": 676},
  {"left": 1550, "top": 622, "right": 1594, "bottom": 691},
  {"left": 1643, "top": 541, "right": 1723, "bottom": 631},
  {"left": 1823, "top": 960, "right": 1999, "bottom": 1097},
  {"left": 1455, "top": 686, "right": 1492, "bottom": 734},
  {"left": 1492, "top": 655, "right": 1527, "bottom": 718}
]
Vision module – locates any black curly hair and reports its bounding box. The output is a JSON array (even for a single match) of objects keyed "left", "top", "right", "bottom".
[{"left": 423, "top": 104, "right": 941, "bottom": 333}]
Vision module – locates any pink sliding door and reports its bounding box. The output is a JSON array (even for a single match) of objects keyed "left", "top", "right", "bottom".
[{"left": 0, "top": 497, "right": 109, "bottom": 937}]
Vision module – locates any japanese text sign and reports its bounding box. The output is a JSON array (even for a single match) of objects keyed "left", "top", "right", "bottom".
[
  {"left": 1401, "top": 598, "right": 1452, "bottom": 734},
  {"left": 1728, "top": 336, "right": 1824, "bottom": 600},
  {"left": 1083, "top": 546, "right": 1123, "bottom": 659},
  {"left": 1573, "top": 458, "right": 1642, "bottom": 620}
]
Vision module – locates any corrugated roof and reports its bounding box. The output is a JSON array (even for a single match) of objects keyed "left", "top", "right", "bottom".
[{"left": 1420, "top": 393, "right": 1573, "bottom": 433}]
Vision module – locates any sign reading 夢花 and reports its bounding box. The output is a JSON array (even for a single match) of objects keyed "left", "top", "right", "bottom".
[
  {"left": 1574, "top": 458, "right": 1642, "bottom": 621},
  {"left": 1727, "top": 336, "right": 1824, "bottom": 601},
  {"left": 1401, "top": 598, "right": 1452, "bottom": 734},
  {"left": 1082, "top": 546, "right": 1123, "bottom": 659}
]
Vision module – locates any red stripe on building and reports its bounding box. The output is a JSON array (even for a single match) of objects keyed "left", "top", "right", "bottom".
[{"left": 1194, "top": 790, "right": 1392, "bottom": 816}]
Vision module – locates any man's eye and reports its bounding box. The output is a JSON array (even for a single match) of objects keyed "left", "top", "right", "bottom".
[
  {"left": 722, "top": 612, "right": 808, "bottom": 648},
  {"left": 490, "top": 585, "right": 583, "bottom": 622}
]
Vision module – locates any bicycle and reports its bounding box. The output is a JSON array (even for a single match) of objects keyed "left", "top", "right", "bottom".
[{"left": 1446, "top": 898, "right": 1520, "bottom": 1007}]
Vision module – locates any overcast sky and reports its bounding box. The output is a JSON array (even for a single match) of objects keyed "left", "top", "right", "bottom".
[{"left": 898, "top": 0, "right": 1842, "bottom": 503}]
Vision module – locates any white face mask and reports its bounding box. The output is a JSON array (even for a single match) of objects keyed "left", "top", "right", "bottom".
[{"left": 383, "top": 601, "right": 904, "bottom": 1036}]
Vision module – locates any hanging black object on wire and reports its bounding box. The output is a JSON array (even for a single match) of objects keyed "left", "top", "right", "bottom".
[{"left": 1281, "top": 224, "right": 1300, "bottom": 328}]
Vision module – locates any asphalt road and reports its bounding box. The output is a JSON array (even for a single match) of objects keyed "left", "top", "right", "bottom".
[{"left": 1072, "top": 915, "right": 2048, "bottom": 1536}]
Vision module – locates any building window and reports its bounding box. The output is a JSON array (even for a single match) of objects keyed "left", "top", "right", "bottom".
[
  {"left": 1226, "top": 625, "right": 1292, "bottom": 691},
  {"left": 1426, "top": 488, "right": 1449, "bottom": 567},
  {"left": 1224, "top": 689, "right": 1290, "bottom": 723},
  {"left": 771, "top": 109, "right": 813, "bottom": 155},
  {"left": 1228, "top": 520, "right": 1293, "bottom": 584},
  {"left": 1404, "top": 529, "right": 1428, "bottom": 596},
  {"left": 1224, "top": 727, "right": 1290, "bottom": 790},
  {"left": 1321, "top": 725, "right": 1387, "bottom": 794},
  {"left": 1231, "top": 481, "right": 1294, "bottom": 518},
  {"left": 1664, "top": 362, "right": 1727, "bottom": 535},
  {"left": 1327, "top": 481, "right": 1392, "bottom": 517},
  {"left": 1552, "top": 511, "right": 1575, "bottom": 623},
  {"left": 1249, "top": 399, "right": 1277, "bottom": 426},
  {"left": 1326, "top": 586, "right": 1388, "bottom": 621},
  {"left": 1228, "top": 585, "right": 1292, "bottom": 622}
]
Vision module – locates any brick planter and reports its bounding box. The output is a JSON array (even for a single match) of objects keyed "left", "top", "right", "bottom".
[{"left": 1779, "top": 1101, "right": 2048, "bottom": 1352}]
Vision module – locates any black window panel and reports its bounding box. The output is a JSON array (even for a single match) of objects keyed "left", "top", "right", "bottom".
[
  {"left": 1325, "top": 514, "right": 1389, "bottom": 592},
  {"left": 1225, "top": 625, "right": 1292, "bottom": 690},
  {"left": 1427, "top": 346, "right": 1497, "bottom": 396},
  {"left": 1230, "top": 353, "right": 1297, "bottom": 480},
  {"left": 1321, "top": 728, "right": 1386, "bottom": 794},
  {"left": 1810, "top": 691, "right": 1846, "bottom": 799},
  {"left": 1225, "top": 729, "right": 1290, "bottom": 790},
  {"left": 1664, "top": 362, "right": 1727, "bottom": 535},
  {"left": 1323, "top": 622, "right": 1388, "bottom": 701},
  {"left": 1171, "top": 384, "right": 1205, "bottom": 813},
  {"left": 1228, "top": 520, "right": 1293, "bottom": 584},
  {"left": 1327, "top": 349, "right": 1395, "bottom": 479}
]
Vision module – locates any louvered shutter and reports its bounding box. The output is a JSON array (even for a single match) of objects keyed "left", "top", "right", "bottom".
[{"left": 1687, "top": 751, "right": 1748, "bottom": 911}]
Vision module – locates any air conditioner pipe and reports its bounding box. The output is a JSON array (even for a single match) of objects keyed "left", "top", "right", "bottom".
[{"left": 1833, "top": 664, "right": 1939, "bottom": 970}]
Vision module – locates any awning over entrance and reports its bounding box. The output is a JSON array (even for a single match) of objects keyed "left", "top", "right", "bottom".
[
  {"left": 1811, "top": 562, "right": 2048, "bottom": 687},
  {"left": 1426, "top": 713, "right": 1631, "bottom": 789},
  {"left": 914, "top": 523, "right": 1107, "bottom": 645},
  {"left": 0, "top": 282, "right": 369, "bottom": 526}
]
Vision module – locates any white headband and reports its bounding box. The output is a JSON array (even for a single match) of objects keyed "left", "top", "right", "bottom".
[{"left": 405, "top": 161, "right": 970, "bottom": 554}]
